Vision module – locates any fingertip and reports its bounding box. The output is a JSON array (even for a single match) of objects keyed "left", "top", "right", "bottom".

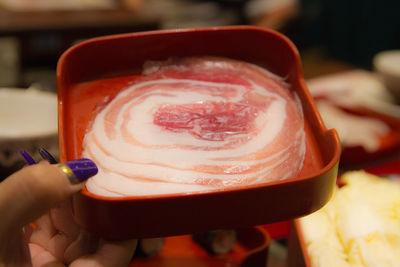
[
  {"left": 57, "top": 158, "right": 98, "bottom": 185},
  {"left": 0, "top": 158, "right": 98, "bottom": 230},
  {"left": 0, "top": 164, "right": 74, "bottom": 229}
]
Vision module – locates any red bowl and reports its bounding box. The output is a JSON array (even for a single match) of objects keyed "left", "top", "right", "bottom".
[
  {"left": 57, "top": 26, "right": 341, "bottom": 239},
  {"left": 130, "top": 226, "right": 270, "bottom": 267}
]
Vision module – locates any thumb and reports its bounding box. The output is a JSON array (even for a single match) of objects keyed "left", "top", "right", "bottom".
[{"left": 0, "top": 159, "right": 97, "bottom": 231}]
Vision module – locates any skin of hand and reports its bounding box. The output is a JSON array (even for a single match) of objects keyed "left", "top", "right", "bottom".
[{"left": 0, "top": 162, "right": 137, "bottom": 267}]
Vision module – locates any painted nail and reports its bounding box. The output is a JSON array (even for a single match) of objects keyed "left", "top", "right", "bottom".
[
  {"left": 19, "top": 150, "right": 36, "bottom": 165},
  {"left": 58, "top": 158, "right": 98, "bottom": 184},
  {"left": 39, "top": 148, "right": 58, "bottom": 164}
]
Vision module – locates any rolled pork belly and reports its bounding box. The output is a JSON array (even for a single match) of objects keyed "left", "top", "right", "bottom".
[{"left": 82, "top": 56, "right": 306, "bottom": 197}]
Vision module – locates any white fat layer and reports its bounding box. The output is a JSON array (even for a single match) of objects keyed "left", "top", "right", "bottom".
[
  {"left": 86, "top": 169, "right": 210, "bottom": 197},
  {"left": 83, "top": 139, "right": 300, "bottom": 185}
]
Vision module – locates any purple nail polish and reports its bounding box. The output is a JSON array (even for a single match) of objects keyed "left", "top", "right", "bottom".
[
  {"left": 64, "top": 158, "right": 98, "bottom": 183},
  {"left": 19, "top": 150, "right": 36, "bottom": 165},
  {"left": 39, "top": 148, "right": 58, "bottom": 164}
]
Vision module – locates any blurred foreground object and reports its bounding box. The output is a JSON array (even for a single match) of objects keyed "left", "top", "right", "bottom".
[
  {"left": 0, "top": 86, "right": 58, "bottom": 179},
  {"left": 193, "top": 230, "right": 237, "bottom": 255},
  {"left": 299, "top": 171, "right": 400, "bottom": 267},
  {"left": 374, "top": 50, "right": 400, "bottom": 103},
  {"left": 135, "top": 238, "right": 165, "bottom": 257},
  {"left": 129, "top": 227, "right": 269, "bottom": 266}
]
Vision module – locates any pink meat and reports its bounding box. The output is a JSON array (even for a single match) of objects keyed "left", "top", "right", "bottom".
[{"left": 154, "top": 102, "right": 258, "bottom": 141}]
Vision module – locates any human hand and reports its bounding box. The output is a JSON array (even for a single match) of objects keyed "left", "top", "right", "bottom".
[{"left": 0, "top": 150, "right": 137, "bottom": 267}]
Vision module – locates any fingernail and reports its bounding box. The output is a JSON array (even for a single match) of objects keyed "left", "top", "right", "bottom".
[
  {"left": 19, "top": 150, "right": 36, "bottom": 165},
  {"left": 58, "top": 158, "right": 98, "bottom": 184},
  {"left": 39, "top": 148, "right": 58, "bottom": 164}
]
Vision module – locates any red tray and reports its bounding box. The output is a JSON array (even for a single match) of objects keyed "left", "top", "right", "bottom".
[
  {"left": 57, "top": 26, "right": 341, "bottom": 239},
  {"left": 129, "top": 226, "right": 270, "bottom": 267}
]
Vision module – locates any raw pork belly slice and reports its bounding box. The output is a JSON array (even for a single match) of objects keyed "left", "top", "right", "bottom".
[{"left": 82, "top": 57, "right": 306, "bottom": 197}]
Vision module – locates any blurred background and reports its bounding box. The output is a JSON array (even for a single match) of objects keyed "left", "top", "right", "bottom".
[
  {"left": 1, "top": 1, "right": 400, "bottom": 266},
  {"left": 1, "top": 0, "right": 399, "bottom": 90},
  {"left": 2, "top": 0, "right": 400, "bottom": 175}
]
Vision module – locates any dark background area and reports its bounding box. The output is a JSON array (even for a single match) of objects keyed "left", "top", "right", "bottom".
[{"left": 1, "top": 0, "right": 399, "bottom": 90}]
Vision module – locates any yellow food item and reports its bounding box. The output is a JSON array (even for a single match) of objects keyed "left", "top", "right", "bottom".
[{"left": 299, "top": 171, "right": 400, "bottom": 267}]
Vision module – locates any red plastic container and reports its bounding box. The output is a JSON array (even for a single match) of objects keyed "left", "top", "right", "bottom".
[{"left": 57, "top": 26, "right": 341, "bottom": 239}]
